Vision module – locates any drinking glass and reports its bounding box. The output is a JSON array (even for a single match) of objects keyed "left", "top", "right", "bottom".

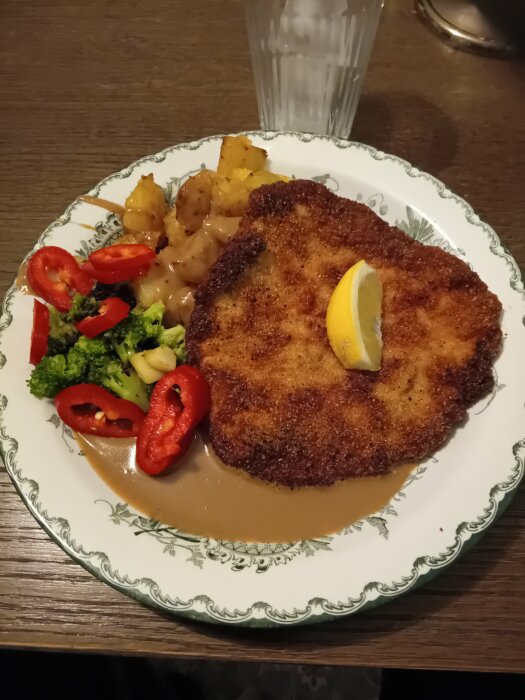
[{"left": 245, "top": 0, "right": 384, "bottom": 137}]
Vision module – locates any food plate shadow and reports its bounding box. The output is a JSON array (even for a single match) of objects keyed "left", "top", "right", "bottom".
[{"left": 352, "top": 92, "right": 458, "bottom": 177}]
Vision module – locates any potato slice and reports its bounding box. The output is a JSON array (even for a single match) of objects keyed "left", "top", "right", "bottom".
[
  {"left": 200, "top": 214, "right": 241, "bottom": 244},
  {"left": 211, "top": 175, "right": 251, "bottom": 217},
  {"left": 175, "top": 169, "right": 214, "bottom": 234},
  {"left": 244, "top": 169, "right": 290, "bottom": 191},
  {"left": 123, "top": 174, "right": 167, "bottom": 233},
  {"left": 162, "top": 228, "right": 222, "bottom": 285},
  {"left": 217, "top": 135, "right": 267, "bottom": 177},
  {"left": 211, "top": 168, "right": 290, "bottom": 217},
  {"left": 230, "top": 167, "right": 252, "bottom": 182},
  {"left": 164, "top": 207, "right": 186, "bottom": 247}
]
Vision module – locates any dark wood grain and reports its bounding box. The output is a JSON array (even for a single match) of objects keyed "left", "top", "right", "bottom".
[{"left": 0, "top": 0, "right": 524, "bottom": 672}]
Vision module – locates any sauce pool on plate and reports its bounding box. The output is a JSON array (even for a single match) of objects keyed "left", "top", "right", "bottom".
[{"left": 76, "top": 432, "right": 414, "bottom": 542}]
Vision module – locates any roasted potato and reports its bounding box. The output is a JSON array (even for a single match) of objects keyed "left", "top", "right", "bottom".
[
  {"left": 164, "top": 228, "right": 222, "bottom": 285},
  {"left": 211, "top": 175, "right": 251, "bottom": 217},
  {"left": 240, "top": 168, "right": 290, "bottom": 191},
  {"left": 211, "top": 166, "right": 289, "bottom": 217},
  {"left": 116, "top": 136, "right": 291, "bottom": 331},
  {"left": 175, "top": 169, "right": 214, "bottom": 234},
  {"left": 229, "top": 167, "right": 252, "bottom": 182},
  {"left": 200, "top": 214, "right": 241, "bottom": 244},
  {"left": 123, "top": 174, "right": 167, "bottom": 233},
  {"left": 217, "top": 135, "right": 267, "bottom": 176},
  {"left": 163, "top": 207, "right": 186, "bottom": 247}
]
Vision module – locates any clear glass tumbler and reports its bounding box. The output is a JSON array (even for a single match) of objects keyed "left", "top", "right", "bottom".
[{"left": 245, "top": 0, "right": 384, "bottom": 137}]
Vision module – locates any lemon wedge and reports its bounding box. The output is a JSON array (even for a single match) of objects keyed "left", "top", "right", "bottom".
[{"left": 326, "top": 260, "right": 383, "bottom": 371}]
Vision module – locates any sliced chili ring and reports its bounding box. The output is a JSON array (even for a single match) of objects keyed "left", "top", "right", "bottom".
[
  {"left": 136, "top": 424, "right": 194, "bottom": 475},
  {"left": 136, "top": 388, "right": 185, "bottom": 474},
  {"left": 55, "top": 384, "right": 145, "bottom": 438},
  {"left": 29, "top": 299, "right": 49, "bottom": 365},
  {"left": 82, "top": 260, "right": 150, "bottom": 284},
  {"left": 88, "top": 244, "right": 155, "bottom": 274},
  {"left": 75, "top": 297, "right": 130, "bottom": 338},
  {"left": 136, "top": 366, "right": 211, "bottom": 475},
  {"left": 150, "top": 366, "right": 211, "bottom": 460},
  {"left": 27, "top": 246, "right": 94, "bottom": 312}
]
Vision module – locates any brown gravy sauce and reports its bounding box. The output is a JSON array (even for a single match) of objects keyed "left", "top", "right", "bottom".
[
  {"left": 80, "top": 195, "right": 125, "bottom": 217},
  {"left": 77, "top": 432, "right": 414, "bottom": 542},
  {"left": 15, "top": 262, "right": 34, "bottom": 295}
]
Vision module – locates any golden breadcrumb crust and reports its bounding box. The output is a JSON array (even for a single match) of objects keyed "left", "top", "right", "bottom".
[{"left": 187, "top": 180, "right": 502, "bottom": 487}]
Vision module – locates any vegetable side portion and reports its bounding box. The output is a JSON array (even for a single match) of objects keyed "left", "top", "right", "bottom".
[{"left": 28, "top": 295, "right": 185, "bottom": 411}]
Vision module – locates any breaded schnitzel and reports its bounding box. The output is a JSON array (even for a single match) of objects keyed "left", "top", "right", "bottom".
[{"left": 186, "top": 180, "right": 502, "bottom": 487}]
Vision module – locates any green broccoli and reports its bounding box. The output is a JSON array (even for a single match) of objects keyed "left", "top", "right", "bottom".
[
  {"left": 68, "top": 335, "right": 108, "bottom": 359},
  {"left": 28, "top": 354, "right": 73, "bottom": 398},
  {"left": 28, "top": 335, "right": 109, "bottom": 399},
  {"left": 66, "top": 293, "right": 99, "bottom": 322},
  {"left": 158, "top": 324, "right": 186, "bottom": 364},
  {"left": 29, "top": 297, "right": 183, "bottom": 410},
  {"left": 109, "top": 300, "right": 165, "bottom": 364},
  {"left": 67, "top": 335, "right": 108, "bottom": 375},
  {"left": 47, "top": 307, "right": 79, "bottom": 356},
  {"left": 87, "top": 357, "right": 149, "bottom": 411}
]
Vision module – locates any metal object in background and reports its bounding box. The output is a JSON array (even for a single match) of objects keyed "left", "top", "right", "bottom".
[{"left": 416, "top": 0, "right": 525, "bottom": 56}]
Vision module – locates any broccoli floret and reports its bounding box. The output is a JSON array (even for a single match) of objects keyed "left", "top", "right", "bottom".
[
  {"left": 66, "top": 335, "right": 107, "bottom": 370},
  {"left": 103, "top": 364, "right": 149, "bottom": 412},
  {"left": 66, "top": 335, "right": 107, "bottom": 374},
  {"left": 66, "top": 293, "right": 99, "bottom": 322},
  {"left": 69, "top": 335, "right": 108, "bottom": 358},
  {"left": 87, "top": 357, "right": 149, "bottom": 411},
  {"left": 141, "top": 300, "right": 166, "bottom": 326},
  {"left": 47, "top": 307, "right": 79, "bottom": 356},
  {"left": 28, "top": 335, "right": 110, "bottom": 399},
  {"left": 28, "top": 354, "right": 72, "bottom": 398},
  {"left": 158, "top": 324, "right": 186, "bottom": 364},
  {"left": 29, "top": 299, "right": 174, "bottom": 409},
  {"left": 109, "top": 301, "right": 165, "bottom": 364}
]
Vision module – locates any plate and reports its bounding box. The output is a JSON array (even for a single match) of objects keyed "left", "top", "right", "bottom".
[{"left": 1, "top": 132, "right": 524, "bottom": 627}]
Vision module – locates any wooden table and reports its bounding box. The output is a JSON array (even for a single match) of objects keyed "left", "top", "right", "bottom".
[{"left": 1, "top": 0, "right": 524, "bottom": 673}]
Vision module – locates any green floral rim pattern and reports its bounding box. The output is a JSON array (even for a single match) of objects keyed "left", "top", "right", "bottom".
[{"left": 1, "top": 131, "right": 524, "bottom": 626}]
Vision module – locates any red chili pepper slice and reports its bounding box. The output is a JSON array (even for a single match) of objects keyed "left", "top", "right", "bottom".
[
  {"left": 55, "top": 384, "right": 145, "bottom": 438},
  {"left": 136, "top": 389, "right": 186, "bottom": 474},
  {"left": 27, "top": 246, "right": 94, "bottom": 312},
  {"left": 75, "top": 297, "right": 130, "bottom": 338},
  {"left": 82, "top": 260, "right": 150, "bottom": 284},
  {"left": 88, "top": 244, "right": 155, "bottom": 274},
  {"left": 29, "top": 299, "right": 49, "bottom": 365},
  {"left": 136, "top": 366, "right": 211, "bottom": 475}
]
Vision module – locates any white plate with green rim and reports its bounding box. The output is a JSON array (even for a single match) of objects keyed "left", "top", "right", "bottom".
[{"left": 1, "top": 132, "right": 524, "bottom": 627}]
